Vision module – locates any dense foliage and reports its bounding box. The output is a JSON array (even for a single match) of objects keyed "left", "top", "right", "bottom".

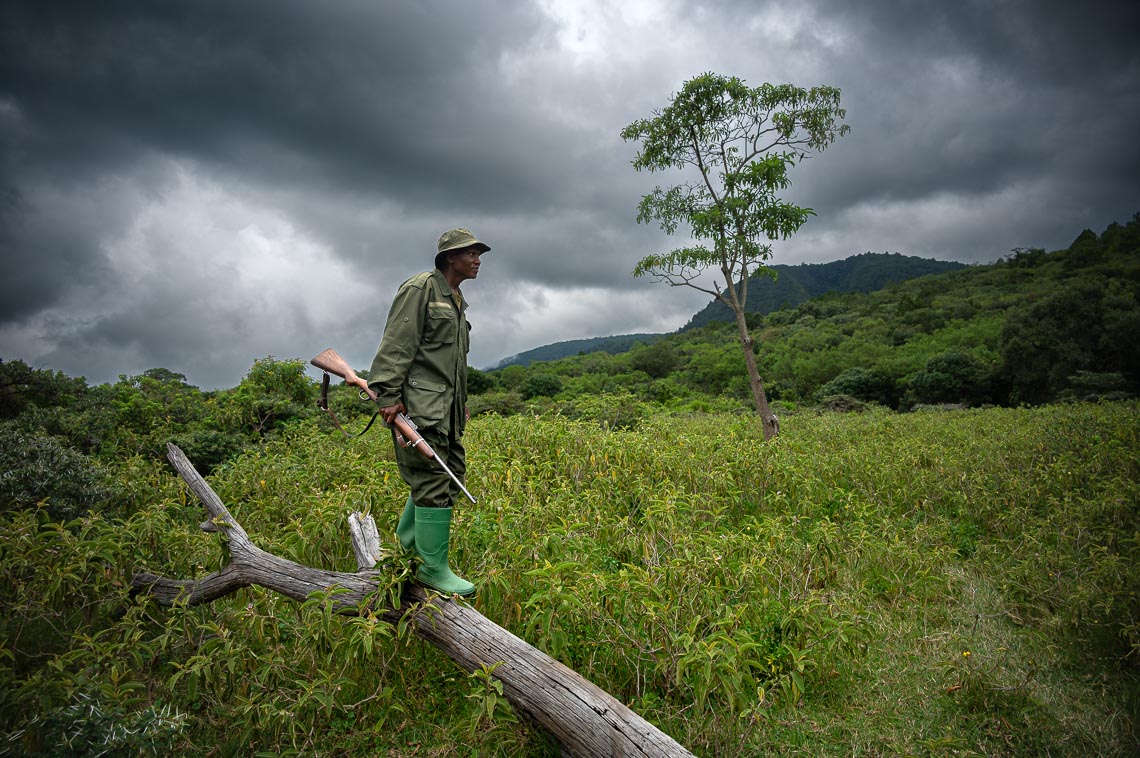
[
  {"left": 682, "top": 251, "right": 966, "bottom": 331},
  {"left": 2, "top": 404, "right": 1137, "bottom": 755},
  {"left": 490, "top": 333, "right": 664, "bottom": 370},
  {"left": 473, "top": 215, "right": 1140, "bottom": 416}
]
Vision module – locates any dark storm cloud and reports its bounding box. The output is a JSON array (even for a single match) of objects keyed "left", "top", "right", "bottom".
[
  {"left": 0, "top": 0, "right": 628, "bottom": 384},
  {"left": 1, "top": 0, "right": 549, "bottom": 201},
  {"left": 807, "top": 0, "right": 1140, "bottom": 202},
  {"left": 1, "top": 0, "right": 652, "bottom": 298},
  {"left": 2, "top": 0, "right": 1138, "bottom": 386},
  {"left": 713, "top": 0, "right": 1140, "bottom": 265}
]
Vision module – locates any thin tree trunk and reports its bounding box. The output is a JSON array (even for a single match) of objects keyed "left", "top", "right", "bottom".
[
  {"left": 132, "top": 443, "right": 694, "bottom": 758},
  {"left": 734, "top": 308, "right": 779, "bottom": 440}
]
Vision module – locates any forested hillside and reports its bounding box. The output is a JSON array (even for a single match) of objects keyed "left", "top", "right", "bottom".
[
  {"left": 488, "top": 333, "right": 663, "bottom": 370},
  {"left": 491, "top": 252, "right": 966, "bottom": 369},
  {"left": 681, "top": 251, "right": 967, "bottom": 331},
  {"left": 474, "top": 215, "right": 1139, "bottom": 417}
]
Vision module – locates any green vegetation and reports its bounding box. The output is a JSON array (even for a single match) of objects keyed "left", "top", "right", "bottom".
[
  {"left": 491, "top": 333, "right": 664, "bottom": 370},
  {"left": 622, "top": 73, "right": 849, "bottom": 436},
  {"left": 1, "top": 215, "right": 1138, "bottom": 754},
  {"left": 683, "top": 251, "right": 966, "bottom": 331},
  {"left": 492, "top": 253, "right": 965, "bottom": 370},
  {"left": 2, "top": 404, "right": 1137, "bottom": 755},
  {"left": 473, "top": 214, "right": 1140, "bottom": 416}
]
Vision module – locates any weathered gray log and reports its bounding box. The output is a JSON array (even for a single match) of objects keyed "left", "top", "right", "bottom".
[{"left": 131, "top": 443, "right": 694, "bottom": 758}]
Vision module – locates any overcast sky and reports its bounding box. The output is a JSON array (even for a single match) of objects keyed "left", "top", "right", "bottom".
[{"left": 2, "top": 0, "right": 1138, "bottom": 388}]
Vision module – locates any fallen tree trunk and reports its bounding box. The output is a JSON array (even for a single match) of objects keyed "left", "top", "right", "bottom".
[{"left": 132, "top": 443, "right": 694, "bottom": 758}]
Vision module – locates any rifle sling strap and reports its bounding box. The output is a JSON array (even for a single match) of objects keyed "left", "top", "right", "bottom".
[{"left": 318, "top": 372, "right": 380, "bottom": 438}]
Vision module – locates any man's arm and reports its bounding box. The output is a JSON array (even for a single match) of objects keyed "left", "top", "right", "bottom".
[{"left": 367, "top": 280, "right": 426, "bottom": 412}]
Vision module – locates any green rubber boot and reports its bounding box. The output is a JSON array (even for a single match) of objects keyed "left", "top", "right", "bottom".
[
  {"left": 396, "top": 496, "right": 416, "bottom": 551},
  {"left": 413, "top": 506, "right": 475, "bottom": 596}
]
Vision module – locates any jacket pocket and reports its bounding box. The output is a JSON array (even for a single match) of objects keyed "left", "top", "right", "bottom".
[
  {"left": 405, "top": 376, "right": 449, "bottom": 424},
  {"left": 424, "top": 303, "right": 456, "bottom": 344}
]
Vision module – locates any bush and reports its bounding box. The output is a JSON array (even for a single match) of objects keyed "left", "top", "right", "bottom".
[
  {"left": 1059, "top": 371, "right": 1132, "bottom": 402},
  {"left": 25, "top": 692, "right": 188, "bottom": 756},
  {"left": 906, "top": 350, "right": 990, "bottom": 407},
  {"left": 816, "top": 393, "right": 868, "bottom": 413},
  {"left": 214, "top": 357, "right": 317, "bottom": 437},
  {"left": 468, "top": 390, "right": 525, "bottom": 417},
  {"left": 0, "top": 423, "right": 118, "bottom": 519},
  {"left": 168, "top": 429, "right": 250, "bottom": 475},
  {"left": 466, "top": 367, "right": 496, "bottom": 395},
  {"left": 630, "top": 343, "right": 679, "bottom": 379},
  {"left": 557, "top": 391, "right": 648, "bottom": 429},
  {"left": 519, "top": 374, "right": 564, "bottom": 401},
  {"left": 816, "top": 367, "right": 897, "bottom": 407}
]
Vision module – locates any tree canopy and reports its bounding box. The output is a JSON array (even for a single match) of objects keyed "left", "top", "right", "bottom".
[
  {"left": 622, "top": 72, "right": 849, "bottom": 437},
  {"left": 622, "top": 74, "right": 848, "bottom": 301}
]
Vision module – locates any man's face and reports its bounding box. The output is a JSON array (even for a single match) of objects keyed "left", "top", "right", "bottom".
[{"left": 448, "top": 247, "right": 483, "bottom": 282}]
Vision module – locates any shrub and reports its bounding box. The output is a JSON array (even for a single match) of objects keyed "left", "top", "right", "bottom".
[
  {"left": 25, "top": 693, "right": 188, "bottom": 756},
  {"left": 167, "top": 429, "right": 249, "bottom": 475},
  {"left": 816, "top": 393, "right": 868, "bottom": 413},
  {"left": 0, "top": 423, "right": 118, "bottom": 519},
  {"left": 466, "top": 367, "right": 496, "bottom": 395},
  {"left": 630, "top": 343, "right": 679, "bottom": 379},
  {"left": 468, "top": 390, "right": 525, "bottom": 417},
  {"left": 214, "top": 357, "right": 316, "bottom": 436},
  {"left": 1059, "top": 370, "right": 1132, "bottom": 402},
  {"left": 519, "top": 374, "right": 564, "bottom": 401},
  {"left": 557, "top": 391, "right": 648, "bottom": 428},
  {"left": 816, "top": 367, "right": 897, "bottom": 407},
  {"left": 905, "top": 350, "right": 990, "bottom": 407}
]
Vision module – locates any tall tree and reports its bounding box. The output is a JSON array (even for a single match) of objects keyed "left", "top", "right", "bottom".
[{"left": 622, "top": 73, "right": 848, "bottom": 438}]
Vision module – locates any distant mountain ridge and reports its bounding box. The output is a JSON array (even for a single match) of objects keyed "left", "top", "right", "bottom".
[
  {"left": 682, "top": 252, "right": 967, "bottom": 330},
  {"left": 488, "top": 252, "right": 967, "bottom": 369},
  {"left": 487, "top": 333, "right": 663, "bottom": 370}
]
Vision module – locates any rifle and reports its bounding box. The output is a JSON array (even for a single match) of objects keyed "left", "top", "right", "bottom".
[{"left": 310, "top": 348, "right": 477, "bottom": 504}]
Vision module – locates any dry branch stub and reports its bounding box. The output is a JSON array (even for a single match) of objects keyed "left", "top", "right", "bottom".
[{"left": 130, "top": 443, "right": 694, "bottom": 758}]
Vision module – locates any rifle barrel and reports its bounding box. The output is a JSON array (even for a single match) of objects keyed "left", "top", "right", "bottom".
[{"left": 435, "top": 456, "right": 478, "bottom": 504}]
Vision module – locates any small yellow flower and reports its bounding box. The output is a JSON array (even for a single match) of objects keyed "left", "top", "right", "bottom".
[{"left": 962, "top": 650, "right": 971, "bottom": 658}]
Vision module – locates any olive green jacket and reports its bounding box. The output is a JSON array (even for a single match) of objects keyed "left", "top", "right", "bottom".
[{"left": 367, "top": 269, "right": 470, "bottom": 436}]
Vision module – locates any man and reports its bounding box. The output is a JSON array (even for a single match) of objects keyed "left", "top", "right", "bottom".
[{"left": 366, "top": 228, "right": 489, "bottom": 596}]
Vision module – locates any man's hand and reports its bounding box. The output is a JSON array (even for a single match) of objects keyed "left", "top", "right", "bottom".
[
  {"left": 344, "top": 373, "right": 371, "bottom": 395},
  {"left": 380, "top": 402, "right": 407, "bottom": 425}
]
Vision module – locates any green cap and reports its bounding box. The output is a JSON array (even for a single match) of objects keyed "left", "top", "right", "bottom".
[{"left": 436, "top": 227, "right": 491, "bottom": 256}]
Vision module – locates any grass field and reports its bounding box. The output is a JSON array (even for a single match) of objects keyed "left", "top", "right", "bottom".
[{"left": 3, "top": 402, "right": 1138, "bottom": 755}]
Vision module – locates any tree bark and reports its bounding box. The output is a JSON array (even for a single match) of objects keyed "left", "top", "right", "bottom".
[
  {"left": 132, "top": 443, "right": 694, "bottom": 758},
  {"left": 734, "top": 308, "right": 779, "bottom": 440}
]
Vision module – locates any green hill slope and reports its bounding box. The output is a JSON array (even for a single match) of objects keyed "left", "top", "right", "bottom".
[
  {"left": 490, "top": 252, "right": 967, "bottom": 369},
  {"left": 478, "top": 215, "right": 1140, "bottom": 411},
  {"left": 487, "top": 333, "right": 663, "bottom": 369},
  {"left": 681, "top": 251, "right": 967, "bottom": 330}
]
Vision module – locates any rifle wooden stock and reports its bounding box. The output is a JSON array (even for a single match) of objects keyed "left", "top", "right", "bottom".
[{"left": 311, "top": 348, "right": 376, "bottom": 401}]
